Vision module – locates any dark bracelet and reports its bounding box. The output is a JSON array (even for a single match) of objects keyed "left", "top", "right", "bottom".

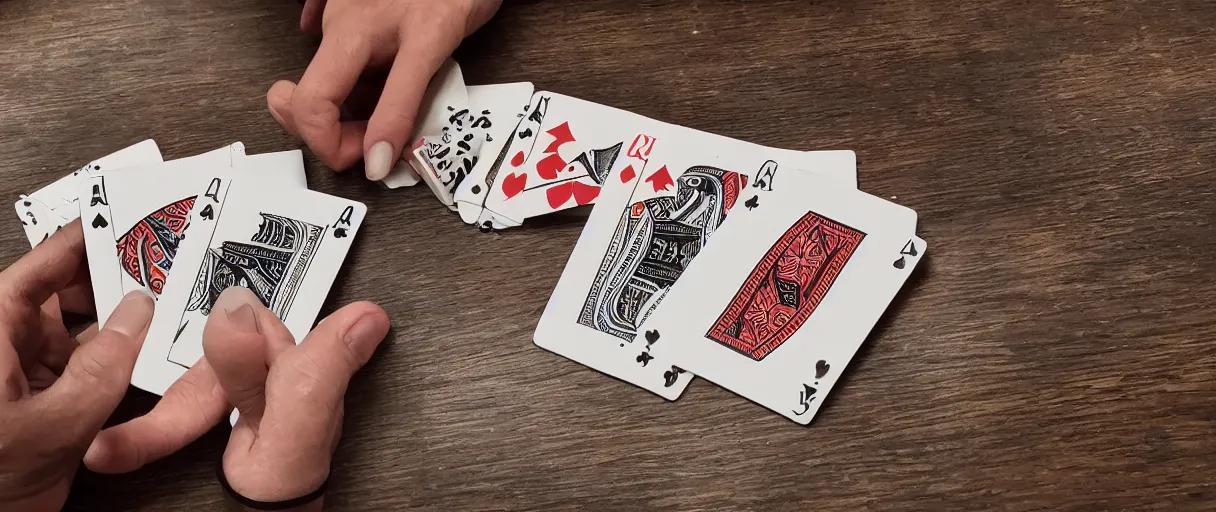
[{"left": 216, "top": 461, "right": 328, "bottom": 511}]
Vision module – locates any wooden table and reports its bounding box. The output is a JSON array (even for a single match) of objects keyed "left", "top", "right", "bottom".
[{"left": 3, "top": 0, "right": 1215, "bottom": 510}]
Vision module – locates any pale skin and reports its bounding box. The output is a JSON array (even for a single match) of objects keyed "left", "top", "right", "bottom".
[
  {"left": 269, "top": 0, "right": 504, "bottom": 180},
  {"left": 0, "top": 1, "right": 497, "bottom": 508},
  {"left": 0, "top": 221, "right": 390, "bottom": 511}
]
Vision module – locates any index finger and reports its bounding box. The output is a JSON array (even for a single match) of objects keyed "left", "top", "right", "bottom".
[
  {"left": 0, "top": 220, "right": 86, "bottom": 308},
  {"left": 290, "top": 31, "right": 372, "bottom": 170}
]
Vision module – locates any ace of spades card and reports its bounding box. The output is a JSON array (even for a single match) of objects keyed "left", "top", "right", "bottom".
[
  {"left": 15, "top": 139, "right": 163, "bottom": 248},
  {"left": 79, "top": 153, "right": 307, "bottom": 325},
  {"left": 412, "top": 82, "right": 535, "bottom": 210},
  {"left": 131, "top": 177, "right": 365, "bottom": 395},
  {"left": 638, "top": 170, "right": 924, "bottom": 424},
  {"left": 533, "top": 139, "right": 859, "bottom": 400}
]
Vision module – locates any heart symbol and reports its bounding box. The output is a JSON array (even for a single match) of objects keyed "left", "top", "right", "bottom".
[
  {"left": 815, "top": 360, "right": 830, "bottom": 379},
  {"left": 501, "top": 172, "right": 527, "bottom": 199},
  {"left": 571, "top": 182, "right": 600, "bottom": 205},
  {"left": 644, "top": 330, "right": 660, "bottom": 344},
  {"left": 536, "top": 153, "right": 565, "bottom": 180},
  {"left": 619, "top": 164, "right": 636, "bottom": 183},
  {"left": 545, "top": 182, "right": 573, "bottom": 208},
  {"left": 91, "top": 214, "right": 108, "bottom": 229}
]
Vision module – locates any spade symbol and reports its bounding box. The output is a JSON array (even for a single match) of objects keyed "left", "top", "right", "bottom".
[
  {"left": 893, "top": 256, "right": 906, "bottom": 269},
  {"left": 744, "top": 195, "right": 759, "bottom": 210},
  {"left": 815, "top": 360, "right": 830, "bottom": 379},
  {"left": 636, "top": 351, "right": 654, "bottom": 367},
  {"left": 334, "top": 227, "right": 348, "bottom": 239},
  {"left": 91, "top": 214, "right": 108, "bottom": 229},
  {"left": 199, "top": 204, "right": 214, "bottom": 220},
  {"left": 663, "top": 366, "right": 686, "bottom": 388},
  {"left": 644, "top": 329, "right": 660, "bottom": 345}
]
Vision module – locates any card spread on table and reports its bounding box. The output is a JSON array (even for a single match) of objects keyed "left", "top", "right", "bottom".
[
  {"left": 534, "top": 138, "right": 861, "bottom": 399},
  {"left": 14, "top": 58, "right": 926, "bottom": 424},
  {"left": 453, "top": 91, "right": 862, "bottom": 231},
  {"left": 131, "top": 176, "right": 365, "bottom": 395},
  {"left": 79, "top": 147, "right": 307, "bottom": 325}
]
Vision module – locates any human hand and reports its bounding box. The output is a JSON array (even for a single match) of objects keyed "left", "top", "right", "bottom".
[
  {"left": 0, "top": 221, "right": 157, "bottom": 511},
  {"left": 202, "top": 287, "right": 390, "bottom": 508},
  {"left": 269, "top": 0, "right": 502, "bottom": 180}
]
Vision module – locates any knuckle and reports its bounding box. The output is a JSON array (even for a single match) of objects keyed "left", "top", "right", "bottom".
[{"left": 68, "top": 348, "right": 116, "bottom": 389}]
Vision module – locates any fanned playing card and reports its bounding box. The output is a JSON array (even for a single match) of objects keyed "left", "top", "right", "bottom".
[
  {"left": 638, "top": 169, "right": 923, "bottom": 424},
  {"left": 15, "top": 139, "right": 162, "bottom": 247},
  {"left": 533, "top": 138, "right": 859, "bottom": 399},
  {"left": 462, "top": 91, "right": 862, "bottom": 231},
  {"left": 79, "top": 148, "right": 307, "bottom": 325},
  {"left": 412, "top": 82, "right": 535, "bottom": 210},
  {"left": 132, "top": 176, "right": 366, "bottom": 395}
]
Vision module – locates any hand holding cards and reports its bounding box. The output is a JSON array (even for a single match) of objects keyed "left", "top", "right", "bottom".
[{"left": 18, "top": 141, "right": 366, "bottom": 397}]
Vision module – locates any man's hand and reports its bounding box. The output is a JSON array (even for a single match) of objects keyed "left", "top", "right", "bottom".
[
  {"left": 203, "top": 287, "right": 390, "bottom": 507},
  {"left": 268, "top": 0, "right": 502, "bottom": 180},
  {"left": 0, "top": 221, "right": 155, "bottom": 511}
]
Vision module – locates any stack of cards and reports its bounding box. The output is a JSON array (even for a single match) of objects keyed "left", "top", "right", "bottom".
[
  {"left": 16, "top": 140, "right": 367, "bottom": 396},
  {"left": 388, "top": 60, "right": 927, "bottom": 424}
]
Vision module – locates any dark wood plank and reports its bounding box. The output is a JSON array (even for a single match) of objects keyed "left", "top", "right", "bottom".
[{"left": 1, "top": 0, "right": 1214, "bottom": 510}]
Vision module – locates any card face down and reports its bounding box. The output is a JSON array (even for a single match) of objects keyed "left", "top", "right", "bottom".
[
  {"left": 638, "top": 170, "right": 923, "bottom": 424},
  {"left": 79, "top": 151, "right": 308, "bottom": 325},
  {"left": 16, "top": 139, "right": 163, "bottom": 247},
  {"left": 131, "top": 177, "right": 365, "bottom": 395},
  {"left": 464, "top": 91, "right": 861, "bottom": 231},
  {"left": 533, "top": 139, "right": 860, "bottom": 400}
]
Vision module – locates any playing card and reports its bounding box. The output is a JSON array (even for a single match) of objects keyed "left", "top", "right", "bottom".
[
  {"left": 131, "top": 177, "right": 366, "bottom": 395},
  {"left": 15, "top": 139, "right": 162, "bottom": 247},
  {"left": 381, "top": 58, "right": 468, "bottom": 189},
  {"left": 638, "top": 170, "right": 924, "bottom": 424},
  {"left": 80, "top": 150, "right": 308, "bottom": 325},
  {"left": 403, "top": 82, "right": 535, "bottom": 211},
  {"left": 464, "top": 92, "right": 862, "bottom": 231},
  {"left": 534, "top": 139, "right": 860, "bottom": 399},
  {"left": 240, "top": 149, "right": 308, "bottom": 188}
]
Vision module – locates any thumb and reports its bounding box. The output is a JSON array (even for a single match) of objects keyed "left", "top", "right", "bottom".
[{"left": 34, "top": 291, "right": 153, "bottom": 445}]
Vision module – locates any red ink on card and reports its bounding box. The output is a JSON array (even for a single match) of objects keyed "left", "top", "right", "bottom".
[
  {"left": 536, "top": 153, "right": 566, "bottom": 181},
  {"left": 502, "top": 172, "right": 527, "bottom": 199},
  {"left": 542, "top": 122, "right": 576, "bottom": 154},
  {"left": 572, "top": 181, "right": 600, "bottom": 205},
  {"left": 644, "top": 165, "right": 674, "bottom": 192},
  {"left": 546, "top": 181, "right": 574, "bottom": 208},
  {"left": 705, "top": 212, "right": 864, "bottom": 361}
]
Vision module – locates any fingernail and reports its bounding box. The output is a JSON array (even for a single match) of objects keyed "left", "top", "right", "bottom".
[
  {"left": 345, "top": 313, "right": 385, "bottom": 347},
  {"left": 225, "top": 303, "right": 260, "bottom": 334},
  {"left": 105, "top": 291, "right": 154, "bottom": 338},
  {"left": 364, "top": 141, "right": 394, "bottom": 181}
]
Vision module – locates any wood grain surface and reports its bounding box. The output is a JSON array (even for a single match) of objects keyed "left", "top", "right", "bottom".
[{"left": 3, "top": 0, "right": 1215, "bottom": 510}]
